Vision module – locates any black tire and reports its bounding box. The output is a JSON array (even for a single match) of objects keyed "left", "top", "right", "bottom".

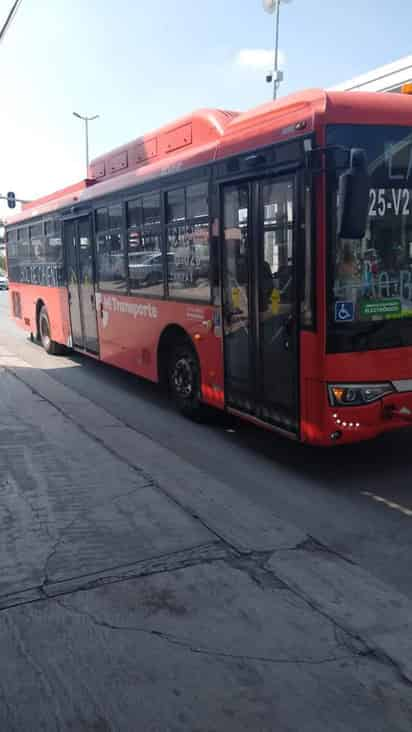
[
  {"left": 38, "top": 306, "right": 63, "bottom": 355},
  {"left": 168, "top": 341, "right": 203, "bottom": 419}
]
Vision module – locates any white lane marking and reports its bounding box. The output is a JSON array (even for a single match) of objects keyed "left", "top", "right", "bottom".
[{"left": 361, "top": 491, "right": 412, "bottom": 517}]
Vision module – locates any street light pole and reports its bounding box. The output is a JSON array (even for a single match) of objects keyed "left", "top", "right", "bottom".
[
  {"left": 273, "top": 0, "right": 280, "bottom": 100},
  {"left": 73, "top": 112, "right": 99, "bottom": 178},
  {"left": 262, "top": 0, "right": 291, "bottom": 101},
  {"left": 84, "top": 117, "right": 89, "bottom": 175}
]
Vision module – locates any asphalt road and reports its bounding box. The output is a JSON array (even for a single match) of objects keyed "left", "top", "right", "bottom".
[{"left": 1, "top": 290, "right": 411, "bottom": 600}]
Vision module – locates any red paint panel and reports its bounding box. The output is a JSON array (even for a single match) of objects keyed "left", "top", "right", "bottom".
[
  {"left": 109, "top": 151, "right": 128, "bottom": 173},
  {"left": 130, "top": 138, "right": 158, "bottom": 166},
  {"left": 163, "top": 123, "right": 192, "bottom": 154},
  {"left": 95, "top": 292, "right": 224, "bottom": 406},
  {"left": 90, "top": 161, "right": 106, "bottom": 179},
  {"left": 8, "top": 283, "right": 71, "bottom": 346}
]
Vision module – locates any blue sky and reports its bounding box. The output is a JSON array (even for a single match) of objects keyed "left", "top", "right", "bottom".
[{"left": 0, "top": 0, "right": 411, "bottom": 214}]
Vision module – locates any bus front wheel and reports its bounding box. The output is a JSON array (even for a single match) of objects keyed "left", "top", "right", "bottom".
[
  {"left": 39, "top": 306, "right": 63, "bottom": 355},
  {"left": 168, "top": 342, "right": 203, "bottom": 419}
]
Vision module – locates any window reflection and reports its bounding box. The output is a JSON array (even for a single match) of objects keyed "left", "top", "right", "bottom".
[
  {"left": 97, "top": 232, "right": 127, "bottom": 292},
  {"left": 127, "top": 194, "right": 163, "bottom": 295},
  {"left": 31, "top": 237, "right": 47, "bottom": 263},
  {"left": 261, "top": 181, "right": 294, "bottom": 312},
  {"left": 126, "top": 185, "right": 210, "bottom": 300},
  {"left": 166, "top": 184, "right": 210, "bottom": 300},
  {"left": 222, "top": 185, "right": 249, "bottom": 332}
]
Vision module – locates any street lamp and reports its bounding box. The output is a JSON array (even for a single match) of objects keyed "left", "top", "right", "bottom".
[
  {"left": 73, "top": 112, "right": 99, "bottom": 178},
  {"left": 262, "top": 0, "right": 292, "bottom": 101}
]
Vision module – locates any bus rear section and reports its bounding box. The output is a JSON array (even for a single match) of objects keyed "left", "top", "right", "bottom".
[{"left": 6, "top": 220, "right": 71, "bottom": 352}]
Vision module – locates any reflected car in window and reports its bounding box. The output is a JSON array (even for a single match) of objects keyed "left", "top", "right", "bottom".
[{"left": 128, "top": 251, "right": 174, "bottom": 287}]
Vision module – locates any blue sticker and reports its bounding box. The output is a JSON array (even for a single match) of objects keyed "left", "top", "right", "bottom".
[{"left": 335, "top": 301, "right": 354, "bottom": 322}]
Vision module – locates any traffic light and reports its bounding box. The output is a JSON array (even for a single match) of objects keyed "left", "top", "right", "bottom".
[{"left": 7, "top": 192, "right": 16, "bottom": 209}]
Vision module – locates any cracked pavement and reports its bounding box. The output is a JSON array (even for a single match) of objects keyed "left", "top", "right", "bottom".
[{"left": 1, "top": 343, "right": 412, "bottom": 729}]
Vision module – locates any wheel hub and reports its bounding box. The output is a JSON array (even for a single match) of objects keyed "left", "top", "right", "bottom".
[
  {"left": 40, "top": 316, "right": 50, "bottom": 348},
  {"left": 172, "top": 357, "right": 194, "bottom": 399}
]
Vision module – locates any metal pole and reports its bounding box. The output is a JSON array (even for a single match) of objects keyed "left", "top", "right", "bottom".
[
  {"left": 273, "top": 0, "right": 280, "bottom": 100},
  {"left": 0, "top": 0, "right": 23, "bottom": 46},
  {"left": 73, "top": 112, "right": 98, "bottom": 179},
  {"left": 85, "top": 117, "right": 89, "bottom": 176}
]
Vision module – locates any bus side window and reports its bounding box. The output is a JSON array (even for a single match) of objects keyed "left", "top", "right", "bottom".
[{"left": 96, "top": 206, "right": 127, "bottom": 293}]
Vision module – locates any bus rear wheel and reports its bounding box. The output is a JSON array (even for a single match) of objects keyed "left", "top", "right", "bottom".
[
  {"left": 168, "top": 341, "right": 203, "bottom": 419},
  {"left": 39, "top": 306, "right": 63, "bottom": 355}
]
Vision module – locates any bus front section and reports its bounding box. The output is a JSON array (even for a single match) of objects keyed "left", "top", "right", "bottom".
[{"left": 322, "top": 121, "right": 412, "bottom": 445}]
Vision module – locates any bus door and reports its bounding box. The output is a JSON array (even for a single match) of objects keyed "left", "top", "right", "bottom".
[
  {"left": 63, "top": 215, "right": 99, "bottom": 354},
  {"left": 221, "top": 175, "right": 298, "bottom": 434}
]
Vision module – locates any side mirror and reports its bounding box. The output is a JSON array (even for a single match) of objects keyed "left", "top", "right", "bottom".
[{"left": 337, "top": 148, "right": 369, "bottom": 240}]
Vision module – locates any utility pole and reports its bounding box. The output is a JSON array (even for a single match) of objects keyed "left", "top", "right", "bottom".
[
  {"left": 262, "top": 0, "right": 291, "bottom": 101},
  {"left": 73, "top": 112, "right": 99, "bottom": 178}
]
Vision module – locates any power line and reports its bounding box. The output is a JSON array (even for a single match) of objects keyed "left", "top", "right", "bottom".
[{"left": 0, "top": 0, "right": 23, "bottom": 46}]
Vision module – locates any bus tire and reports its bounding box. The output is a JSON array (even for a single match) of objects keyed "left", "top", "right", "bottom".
[
  {"left": 39, "top": 306, "right": 63, "bottom": 355},
  {"left": 168, "top": 341, "right": 203, "bottom": 419}
]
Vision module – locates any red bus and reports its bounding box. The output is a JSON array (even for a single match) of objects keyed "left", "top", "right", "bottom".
[{"left": 5, "top": 88, "right": 412, "bottom": 446}]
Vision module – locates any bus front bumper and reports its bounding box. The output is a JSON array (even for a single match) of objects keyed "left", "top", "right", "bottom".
[{"left": 304, "top": 381, "right": 412, "bottom": 446}]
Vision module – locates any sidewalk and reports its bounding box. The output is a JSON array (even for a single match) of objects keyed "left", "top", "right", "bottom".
[{"left": 0, "top": 343, "right": 412, "bottom": 731}]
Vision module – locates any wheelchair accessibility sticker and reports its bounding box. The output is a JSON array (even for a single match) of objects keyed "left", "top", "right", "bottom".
[{"left": 335, "top": 301, "right": 354, "bottom": 322}]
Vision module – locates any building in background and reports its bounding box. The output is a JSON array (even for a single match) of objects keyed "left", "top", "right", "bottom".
[{"left": 331, "top": 55, "right": 412, "bottom": 93}]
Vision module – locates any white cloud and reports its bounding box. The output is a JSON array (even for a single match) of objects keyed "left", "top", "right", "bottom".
[{"left": 235, "top": 48, "right": 286, "bottom": 71}]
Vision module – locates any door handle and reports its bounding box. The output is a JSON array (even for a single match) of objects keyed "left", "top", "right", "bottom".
[{"left": 90, "top": 293, "right": 94, "bottom": 305}]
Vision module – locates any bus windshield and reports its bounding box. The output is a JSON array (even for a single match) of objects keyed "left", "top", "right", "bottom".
[{"left": 327, "top": 123, "right": 412, "bottom": 351}]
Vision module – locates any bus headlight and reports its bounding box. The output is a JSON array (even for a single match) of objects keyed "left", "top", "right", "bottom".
[{"left": 328, "top": 383, "right": 394, "bottom": 406}]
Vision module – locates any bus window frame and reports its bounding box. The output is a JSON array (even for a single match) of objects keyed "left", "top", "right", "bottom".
[
  {"left": 94, "top": 169, "right": 214, "bottom": 305},
  {"left": 165, "top": 181, "right": 211, "bottom": 303}
]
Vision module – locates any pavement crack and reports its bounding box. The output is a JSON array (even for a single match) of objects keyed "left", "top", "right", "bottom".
[
  {"left": 259, "top": 557, "right": 412, "bottom": 688},
  {"left": 225, "top": 551, "right": 289, "bottom": 591},
  {"left": 3, "top": 366, "right": 234, "bottom": 552},
  {"left": 4, "top": 352, "right": 412, "bottom": 691},
  {"left": 294, "top": 536, "right": 357, "bottom": 566},
  {"left": 358, "top": 645, "right": 412, "bottom": 688},
  {"left": 3, "top": 613, "right": 66, "bottom": 729},
  {"left": 54, "top": 598, "right": 357, "bottom": 667},
  {"left": 217, "top": 549, "right": 412, "bottom": 687},
  {"left": 40, "top": 512, "right": 81, "bottom": 591},
  {"left": 39, "top": 481, "right": 153, "bottom": 592},
  {"left": 0, "top": 543, "right": 229, "bottom": 612}
]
